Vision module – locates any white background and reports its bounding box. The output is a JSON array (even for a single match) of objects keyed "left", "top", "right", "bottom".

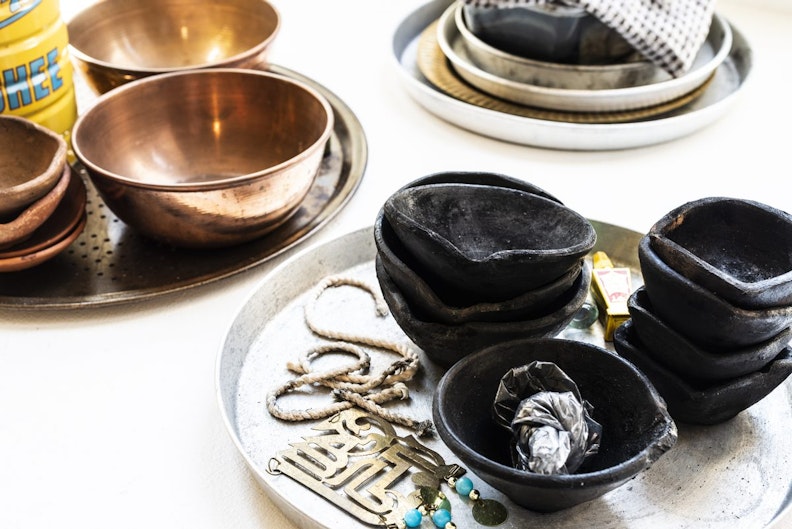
[{"left": 2, "top": 0, "right": 791, "bottom": 528}]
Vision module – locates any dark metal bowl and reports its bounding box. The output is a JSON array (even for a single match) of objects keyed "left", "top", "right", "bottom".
[{"left": 433, "top": 337, "right": 677, "bottom": 512}]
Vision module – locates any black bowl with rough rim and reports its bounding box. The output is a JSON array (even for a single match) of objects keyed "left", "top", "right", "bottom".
[
  {"left": 613, "top": 322, "right": 792, "bottom": 425},
  {"left": 376, "top": 255, "right": 591, "bottom": 369},
  {"left": 628, "top": 287, "right": 790, "bottom": 381},
  {"left": 374, "top": 210, "right": 586, "bottom": 323},
  {"left": 383, "top": 182, "right": 596, "bottom": 302},
  {"left": 638, "top": 236, "right": 792, "bottom": 350},
  {"left": 433, "top": 337, "right": 677, "bottom": 512},
  {"left": 647, "top": 197, "right": 792, "bottom": 309}
]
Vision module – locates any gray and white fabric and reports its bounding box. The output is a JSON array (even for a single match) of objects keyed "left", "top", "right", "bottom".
[{"left": 461, "top": 0, "right": 718, "bottom": 77}]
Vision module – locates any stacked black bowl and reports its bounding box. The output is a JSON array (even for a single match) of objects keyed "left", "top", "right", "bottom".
[
  {"left": 613, "top": 197, "right": 792, "bottom": 425},
  {"left": 374, "top": 171, "right": 597, "bottom": 368}
]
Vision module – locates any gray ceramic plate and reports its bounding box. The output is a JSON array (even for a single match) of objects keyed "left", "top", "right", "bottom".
[
  {"left": 392, "top": 0, "right": 752, "bottom": 150},
  {"left": 217, "top": 222, "right": 792, "bottom": 529}
]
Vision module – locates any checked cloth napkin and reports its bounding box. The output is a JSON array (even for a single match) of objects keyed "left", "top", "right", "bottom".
[{"left": 460, "top": 0, "right": 718, "bottom": 77}]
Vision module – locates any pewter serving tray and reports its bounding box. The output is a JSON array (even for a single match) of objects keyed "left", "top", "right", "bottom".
[
  {"left": 391, "top": 0, "right": 752, "bottom": 150},
  {"left": 0, "top": 64, "right": 367, "bottom": 309},
  {"left": 217, "top": 223, "right": 792, "bottom": 529}
]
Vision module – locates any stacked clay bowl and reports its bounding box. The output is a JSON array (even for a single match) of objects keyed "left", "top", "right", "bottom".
[
  {"left": 374, "top": 171, "right": 597, "bottom": 368},
  {"left": 613, "top": 197, "right": 792, "bottom": 425},
  {"left": 0, "top": 116, "right": 87, "bottom": 272},
  {"left": 433, "top": 337, "right": 677, "bottom": 512}
]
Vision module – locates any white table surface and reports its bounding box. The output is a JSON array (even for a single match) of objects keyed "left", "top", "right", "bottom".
[{"left": 2, "top": 0, "right": 791, "bottom": 528}]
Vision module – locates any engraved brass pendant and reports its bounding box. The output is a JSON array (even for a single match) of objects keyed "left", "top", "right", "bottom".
[{"left": 269, "top": 409, "right": 465, "bottom": 528}]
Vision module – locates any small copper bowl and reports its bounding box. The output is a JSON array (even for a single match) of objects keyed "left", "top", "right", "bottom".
[
  {"left": 68, "top": 0, "right": 280, "bottom": 94},
  {"left": 72, "top": 69, "right": 333, "bottom": 249},
  {"left": 0, "top": 116, "right": 67, "bottom": 218}
]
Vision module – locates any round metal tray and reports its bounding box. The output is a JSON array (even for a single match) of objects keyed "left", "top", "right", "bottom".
[
  {"left": 0, "top": 64, "right": 367, "bottom": 309},
  {"left": 392, "top": 0, "right": 752, "bottom": 150},
  {"left": 217, "top": 222, "right": 792, "bottom": 529}
]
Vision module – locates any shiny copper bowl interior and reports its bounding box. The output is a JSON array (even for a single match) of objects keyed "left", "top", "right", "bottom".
[
  {"left": 0, "top": 116, "right": 67, "bottom": 218},
  {"left": 71, "top": 68, "right": 334, "bottom": 249},
  {"left": 68, "top": 0, "right": 280, "bottom": 94}
]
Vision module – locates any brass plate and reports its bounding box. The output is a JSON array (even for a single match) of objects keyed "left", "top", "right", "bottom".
[{"left": 0, "top": 64, "right": 367, "bottom": 309}]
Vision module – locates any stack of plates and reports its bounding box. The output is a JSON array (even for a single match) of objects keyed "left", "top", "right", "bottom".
[
  {"left": 392, "top": 0, "right": 752, "bottom": 149},
  {"left": 0, "top": 167, "right": 87, "bottom": 273},
  {"left": 425, "top": 2, "right": 731, "bottom": 120}
]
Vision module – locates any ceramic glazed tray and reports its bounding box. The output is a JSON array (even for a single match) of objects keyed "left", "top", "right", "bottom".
[
  {"left": 217, "top": 223, "right": 792, "bottom": 529},
  {"left": 0, "top": 64, "right": 367, "bottom": 309},
  {"left": 391, "top": 0, "right": 753, "bottom": 150}
]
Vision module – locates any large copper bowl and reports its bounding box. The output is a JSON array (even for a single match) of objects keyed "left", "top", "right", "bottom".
[
  {"left": 68, "top": 0, "right": 280, "bottom": 94},
  {"left": 71, "top": 69, "right": 334, "bottom": 249}
]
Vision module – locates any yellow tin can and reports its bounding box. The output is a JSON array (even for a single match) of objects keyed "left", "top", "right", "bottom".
[{"left": 0, "top": 0, "right": 77, "bottom": 141}]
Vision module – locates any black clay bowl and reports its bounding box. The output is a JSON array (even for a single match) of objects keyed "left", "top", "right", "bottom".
[
  {"left": 383, "top": 183, "right": 596, "bottom": 302},
  {"left": 638, "top": 236, "right": 792, "bottom": 350},
  {"left": 433, "top": 337, "right": 677, "bottom": 512},
  {"left": 376, "top": 256, "right": 590, "bottom": 369},
  {"left": 628, "top": 287, "right": 791, "bottom": 381},
  {"left": 374, "top": 210, "right": 585, "bottom": 323},
  {"left": 613, "top": 322, "right": 792, "bottom": 425},
  {"left": 397, "top": 170, "right": 562, "bottom": 204},
  {"left": 647, "top": 197, "right": 792, "bottom": 309}
]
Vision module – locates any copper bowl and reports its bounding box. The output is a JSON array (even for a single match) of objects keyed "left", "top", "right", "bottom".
[
  {"left": 72, "top": 69, "right": 333, "bottom": 249},
  {"left": 68, "top": 0, "right": 280, "bottom": 94},
  {"left": 0, "top": 116, "right": 67, "bottom": 218}
]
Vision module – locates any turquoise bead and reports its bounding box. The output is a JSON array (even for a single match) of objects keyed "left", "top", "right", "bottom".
[
  {"left": 404, "top": 508, "right": 423, "bottom": 528},
  {"left": 432, "top": 508, "right": 452, "bottom": 528},
  {"left": 455, "top": 476, "right": 474, "bottom": 497}
]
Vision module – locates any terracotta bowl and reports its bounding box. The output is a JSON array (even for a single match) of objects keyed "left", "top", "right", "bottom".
[
  {"left": 0, "top": 115, "right": 68, "bottom": 218},
  {"left": 433, "top": 337, "right": 677, "bottom": 512},
  {"left": 638, "top": 236, "right": 792, "bottom": 350},
  {"left": 383, "top": 182, "right": 596, "bottom": 302},
  {"left": 0, "top": 164, "right": 71, "bottom": 250},
  {"left": 376, "top": 255, "right": 591, "bottom": 369},
  {"left": 72, "top": 69, "right": 333, "bottom": 249},
  {"left": 613, "top": 322, "right": 792, "bottom": 425},
  {"left": 647, "top": 197, "right": 792, "bottom": 309},
  {"left": 68, "top": 0, "right": 280, "bottom": 94},
  {"left": 374, "top": 210, "right": 585, "bottom": 323},
  {"left": 628, "top": 287, "right": 790, "bottom": 381}
]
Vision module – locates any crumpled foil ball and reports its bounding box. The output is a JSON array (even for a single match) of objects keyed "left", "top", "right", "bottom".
[{"left": 493, "top": 361, "right": 602, "bottom": 474}]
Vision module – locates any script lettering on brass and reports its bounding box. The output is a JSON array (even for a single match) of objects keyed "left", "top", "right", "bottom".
[{"left": 270, "top": 409, "right": 464, "bottom": 527}]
